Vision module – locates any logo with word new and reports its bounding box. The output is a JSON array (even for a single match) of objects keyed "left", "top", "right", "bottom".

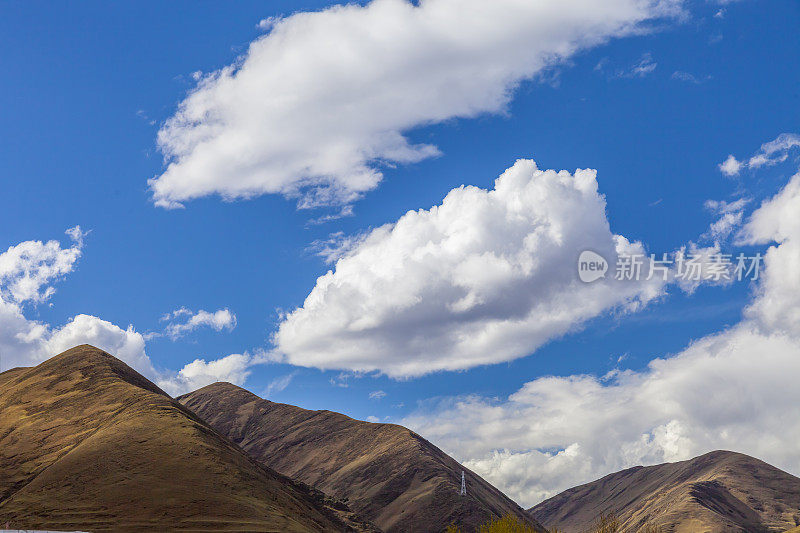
[{"left": 578, "top": 250, "right": 608, "bottom": 283}]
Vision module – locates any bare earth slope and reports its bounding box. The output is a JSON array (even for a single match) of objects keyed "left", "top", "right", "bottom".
[
  {"left": 530, "top": 450, "right": 800, "bottom": 533},
  {"left": 0, "top": 345, "right": 355, "bottom": 532},
  {"left": 179, "top": 382, "right": 545, "bottom": 533}
]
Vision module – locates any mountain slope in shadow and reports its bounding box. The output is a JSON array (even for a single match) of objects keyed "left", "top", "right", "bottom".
[
  {"left": 530, "top": 450, "right": 800, "bottom": 533},
  {"left": 0, "top": 345, "right": 364, "bottom": 532},
  {"left": 178, "top": 382, "right": 546, "bottom": 533}
]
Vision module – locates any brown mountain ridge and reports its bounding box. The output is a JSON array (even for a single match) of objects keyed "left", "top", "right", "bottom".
[
  {"left": 178, "top": 381, "right": 546, "bottom": 533},
  {"left": 530, "top": 450, "right": 800, "bottom": 533},
  {"left": 0, "top": 345, "right": 372, "bottom": 532},
  {"left": 11, "top": 346, "right": 795, "bottom": 532}
]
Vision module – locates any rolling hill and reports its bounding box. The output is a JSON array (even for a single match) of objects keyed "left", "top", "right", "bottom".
[
  {"left": 0, "top": 345, "right": 369, "bottom": 532},
  {"left": 178, "top": 382, "right": 546, "bottom": 533},
  {"left": 530, "top": 450, "right": 800, "bottom": 533}
]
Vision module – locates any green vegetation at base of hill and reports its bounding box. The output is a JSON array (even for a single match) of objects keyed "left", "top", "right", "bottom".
[
  {"left": 447, "top": 513, "right": 666, "bottom": 533},
  {"left": 448, "top": 514, "right": 542, "bottom": 532}
]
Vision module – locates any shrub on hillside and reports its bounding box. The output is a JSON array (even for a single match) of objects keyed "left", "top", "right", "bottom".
[
  {"left": 447, "top": 512, "right": 661, "bottom": 533},
  {"left": 446, "top": 514, "right": 541, "bottom": 533},
  {"left": 590, "top": 513, "right": 621, "bottom": 533}
]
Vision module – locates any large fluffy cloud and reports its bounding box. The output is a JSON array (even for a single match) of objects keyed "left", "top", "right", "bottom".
[
  {"left": 739, "top": 171, "right": 800, "bottom": 336},
  {"left": 150, "top": 0, "right": 681, "bottom": 208},
  {"left": 275, "top": 160, "right": 666, "bottom": 377},
  {"left": 403, "top": 167, "right": 800, "bottom": 507}
]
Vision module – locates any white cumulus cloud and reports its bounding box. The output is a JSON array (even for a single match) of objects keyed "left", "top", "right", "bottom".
[
  {"left": 0, "top": 226, "right": 85, "bottom": 305},
  {"left": 718, "top": 154, "right": 743, "bottom": 176},
  {"left": 44, "top": 314, "right": 155, "bottom": 377},
  {"left": 150, "top": 0, "right": 682, "bottom": 209},
  {"left": 274, "top": 159, "right": 666, "bottom": 378},
  {"left": 0, "top": 302, "right": 156, "bottom": 379},
  {"left": 738, "top": 170, "right": 800, "bottom": 336}
]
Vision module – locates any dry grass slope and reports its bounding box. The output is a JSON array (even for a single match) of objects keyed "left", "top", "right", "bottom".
[
  {"left": 179, "top": 382, "right": 547, "bottom": 533},
  {"left": 0, "top": 345, "right": 355, "bottom": 532},
  {"left": 530, "top": 451, "right": 800, "bottom": 533}
]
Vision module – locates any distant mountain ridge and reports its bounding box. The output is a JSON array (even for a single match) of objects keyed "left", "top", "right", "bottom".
[
  {"left": 0, "top": 345, "right": 370, "bottom": 532},
  {"left": 530, "top": 450, "right": 800, "bottom": 533},
  {"left": 179, "top": 382, "right": 546, "bottom": 533}
]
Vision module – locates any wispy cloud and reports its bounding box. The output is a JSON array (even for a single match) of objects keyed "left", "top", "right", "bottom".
[
  {"left": 264, "top": 371, "right": 298, "bottom": 398},
  {"left": 596, "top": 53, "right": 658, "bottom": 79},
  {"left": 703, "top": 197, "right": 751, "bottom": 241},
  {"left": 718, "top": 133, "right": 800, "bottom": 177},
  {"left": 307, "top": 230, "right": 368, "bottom": 264},
  {"left": 159, "top": 308, "right": 237, "bottom": 340},
  {"left": 671, "top": 71, "right": 711, "bottom": 84},
  {"left": 626, "top": 52, "right": 658, "bottom": 77}
]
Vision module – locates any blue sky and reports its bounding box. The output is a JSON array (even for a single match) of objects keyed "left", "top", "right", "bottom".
[{"left": 2, "top": 0, "right": 799, "bottom": 504}]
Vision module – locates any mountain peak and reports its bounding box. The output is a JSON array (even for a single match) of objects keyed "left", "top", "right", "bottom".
[
  {"left": 42, "top": 344, "right": 125, "bottom": 369},
  {"left": 31, "top": 344, "right": 167, "bottom": 397},
  {"left": 531, "top": 450, "right": 800, "bottom": 533},
  {"left": 176, "top": 380, "right": 261, "bottom": 404},
  {"left": 0, "top": 345, "right": 349, "bottom": 531}
]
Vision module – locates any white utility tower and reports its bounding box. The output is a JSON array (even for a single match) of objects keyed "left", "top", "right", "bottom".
[{"left": 460, "top": 470, "right": 466, "bottom": 496}]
